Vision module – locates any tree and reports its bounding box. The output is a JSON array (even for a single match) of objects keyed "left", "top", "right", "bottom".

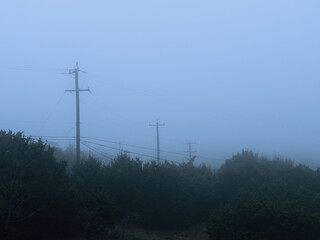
[
  {"left": 0, "top": 131, "right": 71, "bottom": 239},
  {"left": 207, "top": 198, "right": 320, "bottom": 240},
  {"left": 71, "top": 156, "right": 117, "bottom": 238},
  {"left": 207, "top": 150, "right": 320, "bottom": 240}
]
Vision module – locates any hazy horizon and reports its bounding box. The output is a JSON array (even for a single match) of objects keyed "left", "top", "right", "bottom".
[{"left": 1, "top": 1, "right": 320, "bottom": 168}]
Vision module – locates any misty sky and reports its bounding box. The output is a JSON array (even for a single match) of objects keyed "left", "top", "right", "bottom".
[{"left": 1, "top": 1, "right": 320, "bottom": 167}]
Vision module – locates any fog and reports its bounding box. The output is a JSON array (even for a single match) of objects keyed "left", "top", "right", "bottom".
[{"left": 1, "top": 0, "right": 320, "bottom": 168}]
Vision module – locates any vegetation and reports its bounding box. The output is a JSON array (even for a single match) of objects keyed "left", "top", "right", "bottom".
[
  {"left": 0, "top": 131, "right": 74, "bottom": 239},
  {"left": 207, "top": 151, "right": 320, "bottom": 240},
  {"left": 1, "top": 130, "right": 320, "bottom": 239}
]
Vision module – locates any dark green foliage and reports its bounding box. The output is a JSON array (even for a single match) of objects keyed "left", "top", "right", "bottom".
[
  {"left": 208, "top": 199, "right": 320, "bottom": 240},
  {"left": 71, "top": 156, "right": 117, "bottom": 237},
  {"left": 0, "top": 131, "right": 72, "bottom": 239},
  {"left": 3, "top": 131, "right": 320, "bottom": 239},
  {"left": 103, "top": 154, "right": 215, "bottom": 230},
  {"left": 207, "top": 150, "right": 320, "bottom": 240},
  {"left": 104, "top": 154, "right": 144, "bottom": 219},
  {"left": 0, "top": 131, "right": 116, "bottom": 239}
]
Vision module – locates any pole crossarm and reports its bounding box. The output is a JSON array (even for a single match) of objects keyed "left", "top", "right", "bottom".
[
  {"left": 65, "top": 88, "right": 90, "bottom": 93},
  {"left": 149, "top": 123, "right": 165, "bottom": 127}
]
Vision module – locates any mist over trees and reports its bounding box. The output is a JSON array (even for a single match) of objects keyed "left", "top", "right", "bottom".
[{"left": 1, "top": 131, "right": 320, "bottom": 239}]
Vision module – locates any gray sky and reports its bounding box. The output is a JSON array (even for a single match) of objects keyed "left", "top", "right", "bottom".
[{"left": 1, "top": 0, "right": 320, "bottom": 167}]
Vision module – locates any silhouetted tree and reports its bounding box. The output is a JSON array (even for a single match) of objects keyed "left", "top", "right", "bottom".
[
  {"left": 207, "top": 150, "right": 320, "bottom": 240},
  {"left": 0, "top": 131, "right": 72, "bottom": 239}
]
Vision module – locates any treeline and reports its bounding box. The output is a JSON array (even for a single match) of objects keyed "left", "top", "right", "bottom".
[{"left": 1, "top": 131, "right": 320, "bottom": 239}]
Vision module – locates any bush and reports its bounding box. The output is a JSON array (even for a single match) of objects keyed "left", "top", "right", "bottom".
[
  {"left": 207, "top": 198, "right": 320, "bottom": 240},
  {"left": 0, "top": 131, "right": 72, "bottom": 239},
  {"left": 207, "top": 151, "right": 320, "bottom": 240},
  {"left": 71, "top": 157, "right": 117, "bottom": 237}
]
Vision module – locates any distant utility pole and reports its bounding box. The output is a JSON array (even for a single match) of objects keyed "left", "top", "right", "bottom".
[
  {"left": 118, "top": 141, "right": 123, "bottom": 155},
  {"left": 65, "top": 62, "right": 90, "bottom": 163},
  {"left": 149, "top": 120, "right": 165, "bottom": 164},
  {"left": 185, "top": 142, "right": 196, "bottom": 161}
]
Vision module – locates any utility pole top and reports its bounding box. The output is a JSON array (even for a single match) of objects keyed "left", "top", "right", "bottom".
[
  {"left": 68, "top": 62, "right": 79, "bottom": 75},
  {"left": 149, "top": 119, "right": 165, "bottom": 127}
]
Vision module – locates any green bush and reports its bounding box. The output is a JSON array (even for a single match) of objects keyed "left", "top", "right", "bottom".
[
  {"left": 0, "top": 131, "right": 73, "bottom": 239},
  {"left": 207, "top": 199, "right": 320, "bottom": 240},
  {"left": 207, "top": 151, "right": 320, "bottom": 240}
]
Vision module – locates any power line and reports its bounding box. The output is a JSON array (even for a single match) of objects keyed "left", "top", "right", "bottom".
[
  {"left": 88, "top": 93, "right": 144, "bottom": 126},
  {"left": 81, "top": 140, "right": 120, "bottom": 152},
  {"left": 35, "top": 90, "right": 67, "bottom": 135},
  {"left": 81, "top": 142, "right": 115, "bottom": 160},
  {"left": 84, "top": 72, "right": 186, "bottom": 112},
  {"left": 81, "top": 139, "right": 181, "bottom": 164},
  {"left": 31, "top": 135, "right": 223, "bottom": 163},
  {"left": 31, "top": 136, "right": 75, "bottom": 139},
  {"left": 82, "top": 140, "right": 154, "bottom": 160},
  {"left": 32, "top": 135, "right": 193, "bottom": 160},
  {"left": 82, "top": 136, "right": 189, "bottom": 157},
  {"left": 85, "top": 72, "right": 155, "bottom": 98}
]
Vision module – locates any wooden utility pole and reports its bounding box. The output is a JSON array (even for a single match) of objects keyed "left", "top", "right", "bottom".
[
  {"left": 185, "top": 142, "right": 196, "bottom": 161},
  {"left": 149, "top": 120, "right": 165, "bottom": 164},
  {"left": 66, "top": 62, "right": 90, "bottom": 163}
]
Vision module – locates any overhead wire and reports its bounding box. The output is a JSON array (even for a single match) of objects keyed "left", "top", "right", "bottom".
[
  {"left": 81, "top": 139, "right": 182, "bottom": 164},
  {"left": 30, "top": 136, "right": 115, "bottom": 161},
  {"left": 81, "top": 142, "right": 115, "bottom": 160},
  {"left": 31, "top": 135, "right": 220, "bottom": 163},
  {"left": 88, "top": 91, "right": 145, "bottom": 126},
  {"left": 85, "top": 72, "right": 155, "bottom": 98},
  {"left": 31, "top": 136, "right": 75, "bottom": 139},
  {"left": 82, "top": 136, "right": 189, "bottom": 157},
  {"left": 84, "top": 71, "right": 191, "bottom": 118},
  {"left": 35, "top": 90, "right": 68, "bottom": 135}
]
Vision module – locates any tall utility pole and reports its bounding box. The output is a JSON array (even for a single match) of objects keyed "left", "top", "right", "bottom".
[
  {"left": 66, "top": 62, "right": 90, "bottom": 163},
  {"left": 185, "top": 142, "right": 196, "bottom": 161},
  {"left": 149, "top": 120, "right": 165, "bottom": 164}
]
